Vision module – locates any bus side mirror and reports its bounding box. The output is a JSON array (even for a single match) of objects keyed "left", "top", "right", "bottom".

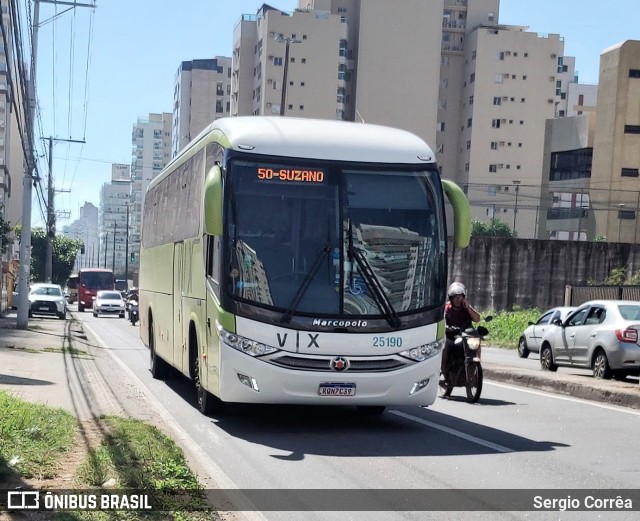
[
  {"left": 204, "top": 165, "right": 223, "bottom": 236},
  {"left": 442, "top": 180, "right": 471, "bottom": 249}
]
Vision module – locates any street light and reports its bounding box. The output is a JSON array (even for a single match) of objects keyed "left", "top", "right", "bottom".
[
  {"left": 103, "top": 231, "right": 108, "bottom": 269},
  {"left": 512, "top": 180, "right": 521, "bottom": 233},
  {"left": 124, "top": 203, "right": 130, "bottom": 286},
  {"left": 274, "top": 33, "right": 301, "bottom": 116},
  {"left": 112, "top": 222, "right": 117, "bottom": 273},
  {"left": 618, "top": 203, "right": 624, "bottom": 242}
]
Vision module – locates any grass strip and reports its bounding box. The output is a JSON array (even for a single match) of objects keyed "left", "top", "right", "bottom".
[{"left": 0, "top": 390, "right": 76, "bottom": 479}]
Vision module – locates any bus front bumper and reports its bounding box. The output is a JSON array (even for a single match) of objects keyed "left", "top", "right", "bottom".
[{"left": 215, "top": 342, "right": 441, "bottom": 407}]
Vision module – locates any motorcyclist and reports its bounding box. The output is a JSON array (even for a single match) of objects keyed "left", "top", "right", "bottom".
[{"left": 441, "top": 282, "right": 481, "bottom": 383}]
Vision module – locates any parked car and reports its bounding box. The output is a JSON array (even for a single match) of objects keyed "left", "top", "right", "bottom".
[
  {"left": 518, "top": 306, "right": 576, "bottom": 358},
  {"left": 92, "top": 290, "right": 126, "bottom": 318},
  {"left": 28, "top": 283, "right": 66, "bottom": 319},
  {"left": 539, "top": 300, "right": 640, "bottom": 379}
]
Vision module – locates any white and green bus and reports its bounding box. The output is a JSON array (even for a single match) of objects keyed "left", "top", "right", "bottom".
[{"left": 139, "top": 116, "right": 470, "bottom": 415}]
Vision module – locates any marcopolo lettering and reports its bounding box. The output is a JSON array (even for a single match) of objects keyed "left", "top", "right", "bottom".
[{"left": 312, "top": 319, "right": 368, "bottom": 328}]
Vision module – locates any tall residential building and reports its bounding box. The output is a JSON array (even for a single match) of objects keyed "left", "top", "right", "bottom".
[
  {"left": 537, "top": 40, "right": 640, "bottom": 244},
  {"left": 172, "top": 57, "right": 232, "bottom": 157},
  {"left": 99, "top": 164, "right": 131, "bottom": 276},
  {"left": 62, "top": 202, "right": 100, "bottom": 271},
  {"left": 130, "top": 113, "right": 172, "bottom": 274},
  {"left": 232, "top": 1, "right": 587, "bottom": 239},
  {"left": 232, "top": 4, "right": 348, "bottom": 119},
  {"left": 591, "top": 40, "right": 640, "bottom": 244},
  {"left": 0, "top": 2, "right": 26, "bottom": 260},
  {"left": 460, "top": 26, "right": 568, "bottom": 239}
]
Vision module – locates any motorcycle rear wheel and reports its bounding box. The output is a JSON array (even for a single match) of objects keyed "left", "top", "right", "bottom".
[{"left": 465, "top": 363, "right": 483, "bottom": 403}]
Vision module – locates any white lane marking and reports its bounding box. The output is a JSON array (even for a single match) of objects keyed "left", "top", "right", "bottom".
[
  {"left": 390, "top": 410, "right": 513, "bottom": 453},
  {"left": 484, "top": 380, "right": 640, "bottom": 416},
  {"left": 81, "top": 319, "right": 268, "bottom": 521}
]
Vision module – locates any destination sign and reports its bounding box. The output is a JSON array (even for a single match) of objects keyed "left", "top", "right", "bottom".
[{"left": 257, "top": 167, "right": 325, "bottom": 183}]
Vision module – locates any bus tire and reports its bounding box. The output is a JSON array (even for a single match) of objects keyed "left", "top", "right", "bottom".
[
  {"left": 149, "top": 318, "right": 170, "bottom": 380},
  {"left": 190, "top": 327, "right": 223, "bottom": 416},
  {"left": 194, "top": 349, "right": 222, "bottom": 416}
]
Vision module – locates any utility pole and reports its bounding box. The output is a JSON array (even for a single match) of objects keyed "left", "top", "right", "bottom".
[
  {"left": 44, "top": 137, "right": 85, "bottom": 282},
  {"left": 112, "top": 222, "right": 117, "bottom": 273},
  {"left": 103, "top": 231, "right": 108, "bottom": 269},
  {"left": 274, "top": 34, "right": 300, "bottom": 116},
  {"left": 124, "top": 204, "right": 130, "bottom": 286}
]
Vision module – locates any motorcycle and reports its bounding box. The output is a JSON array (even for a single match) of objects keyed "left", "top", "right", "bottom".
[
  {"left": 439, "top": 316, "right": 492, "bottom": 403},
  {"left": 128, "top": 299, "right": 139, "bottom": 326}
]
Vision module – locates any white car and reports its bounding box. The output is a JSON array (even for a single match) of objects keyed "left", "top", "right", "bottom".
[
  {"left": 92, "top": 290, "right": 126, "bottom": 318},
  {"left": 28, "top": 283, "right": 67, "bottom": 320},
  {"left": 518, "top": 306, "right": 575, "bottom": 358}
]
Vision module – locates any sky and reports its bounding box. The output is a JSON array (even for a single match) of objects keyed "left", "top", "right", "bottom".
[{"left": 28, "top": 0, "right": 640, "bottom": 227}]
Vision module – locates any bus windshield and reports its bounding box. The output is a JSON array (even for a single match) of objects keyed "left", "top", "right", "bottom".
[
  {"left": 224, "top": 158, "right": 446, "bottom": 319},
  {"left": 80, "top": 271, "right": 114, "bottom": 290}
]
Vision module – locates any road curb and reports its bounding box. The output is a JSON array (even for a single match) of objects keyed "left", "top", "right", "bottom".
[{"left": 484, "top": 365, "right": 640, "bottom": 410}]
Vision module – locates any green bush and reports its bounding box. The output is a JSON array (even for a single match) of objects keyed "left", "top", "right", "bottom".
[{"left": 482, "top": 308, "right": 542, "bottom": 348}]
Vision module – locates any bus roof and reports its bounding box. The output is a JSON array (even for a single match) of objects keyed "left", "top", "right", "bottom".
[
  {"left": 78, "top": 268, "right": 113, "bottom": 273},
  {"left": 183, "top": 116, "right": 435, "bottom": 166}
]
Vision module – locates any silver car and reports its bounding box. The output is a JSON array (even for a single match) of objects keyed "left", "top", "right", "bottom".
[
  {"left": 518, "top": 306, "right": 575, "bottom": 358},
  {"left": 28, "top": 283, "right": 67, "bottom": 320},
  {"left": 92, "top": 290, "right": 126, "bottom": 318},
  {"left": 539, "top": 300, "right": 640, "bottom": 379}
]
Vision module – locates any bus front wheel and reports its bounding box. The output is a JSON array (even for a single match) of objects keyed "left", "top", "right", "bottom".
[{"left": 193, "top": 349, "right": 223, "bottom": 416}]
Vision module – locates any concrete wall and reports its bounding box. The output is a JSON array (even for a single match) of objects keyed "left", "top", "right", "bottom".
[{"left": 448, "top": 237, "right": 640, "bottom": 312}]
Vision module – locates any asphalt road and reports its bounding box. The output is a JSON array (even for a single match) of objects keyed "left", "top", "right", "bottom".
[{"left": 74, "top": 309, "right": 640, "bottom": 520}]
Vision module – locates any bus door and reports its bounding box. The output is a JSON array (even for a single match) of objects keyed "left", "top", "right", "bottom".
[{"left": 173, "top": 242, "right": 184, "bottom": 370}]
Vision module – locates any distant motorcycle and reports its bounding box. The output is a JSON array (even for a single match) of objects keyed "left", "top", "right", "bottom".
[
  {"left": 439, "top": 317, "right": 492, "bottom": 403},
  {"left": 128, "top": 299, "right": 139, "bottom": 326}
]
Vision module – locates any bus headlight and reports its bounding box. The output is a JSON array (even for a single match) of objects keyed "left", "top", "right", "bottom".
[
  {"left": 399, "top": 339, "right": 444, "bottom": 362},
  {"left": 218, "top": 327, "right": 279, "bottom": 357}
]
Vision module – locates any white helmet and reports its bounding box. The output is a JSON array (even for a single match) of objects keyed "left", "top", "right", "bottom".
[{"left": 447, "top": 282, "right": 466, "bottom": 298}]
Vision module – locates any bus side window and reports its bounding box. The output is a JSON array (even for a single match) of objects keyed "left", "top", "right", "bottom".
[{"left": 206, "top": 235, "right": 220, "bottom": 295}]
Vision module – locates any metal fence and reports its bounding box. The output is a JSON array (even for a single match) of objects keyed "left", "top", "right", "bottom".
[{"left": 565, "top": 285, "right": 640, "bottom": 307}]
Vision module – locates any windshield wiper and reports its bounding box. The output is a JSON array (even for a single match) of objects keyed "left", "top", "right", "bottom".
[
  {"left": 347, "top": 219, "right": 401, "bottom": 329},
  {"left": 280, "top": 244, "right": 332, "bottom": 324}
]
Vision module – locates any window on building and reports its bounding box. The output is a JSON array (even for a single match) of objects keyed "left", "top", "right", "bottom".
[
  {"left": 624, "top": 125, "right": 640, "bottom": 134},
  {"left": 470, "top": 73, "right": 475, "bottom": 83},
  {"left": 549, "top": 148, "right": 593, "bottom": 181},
  {"left": 619, "top": 210, "right": 636, "bottom": 220},
  {"left": 629, "top": 69, "right": 640, "bottom": 78},
  {"left": 621, "top": 168, "right": 640, "bottom": 177},
  {"left": 273, "top": 57, "right": 283, "bottom": 66},
  {"left": 491, "top": 119, "right": 501, "bottom": 128},
  {"left": 493, "top": 97, "right": 501, "bottom": 105},
  {"left": 495, "top": 74, "right": 503, "bottom": 83},
  {"left": 491, "top": 142, "right": 498, "bottom": 150},
  {"left": 467, "top": 118, "right": 472, "bottom": 128}
]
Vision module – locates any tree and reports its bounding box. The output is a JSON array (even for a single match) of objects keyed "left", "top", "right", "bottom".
[
  {"left": 0, "top": 204, "right": 12, "bottom": 255},
  {"left": 471, "top": 218, "right": 517, "bottom": 238},
  {"left": 15, "top": 226, "right": 83, "bottom": 285}
]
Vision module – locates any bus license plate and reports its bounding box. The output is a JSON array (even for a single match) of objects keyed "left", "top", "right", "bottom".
[{"left": 318, "top": 383, "right": 356, "bottom": 396}]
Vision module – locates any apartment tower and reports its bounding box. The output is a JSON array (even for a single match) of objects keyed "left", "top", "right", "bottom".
[{"left": 172, "top": 57, "right": 232, "bottom": 157}]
